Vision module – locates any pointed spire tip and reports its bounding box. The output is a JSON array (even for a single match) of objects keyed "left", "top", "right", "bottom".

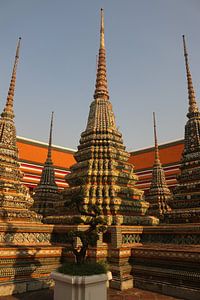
[
  {"left": 153, "top": 112, "right": 159, "bottom": 162},
  {"left": 93, "top": 7, "right": 109, "bottom": 100},
  {"left": 182, "top": 34, "right": 199, "bottom": 115},
  {"left": 2, "top": 36, "right": 21, "bottom": 117},
  {"left": 46, "top": 112, "right": 54, "bottom": 162}
]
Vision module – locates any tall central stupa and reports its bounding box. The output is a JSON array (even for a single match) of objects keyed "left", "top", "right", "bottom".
[{"left": 49, "top": 9, "right": 158, "bottom": 226}]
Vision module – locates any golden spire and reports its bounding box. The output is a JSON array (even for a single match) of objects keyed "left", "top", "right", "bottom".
[
  {"left": 94, "top": 8, "right": 109, "bottom": 100},
  {"left": 2, "top": 37, "right": 21, "bottom": 118},
  {"left": 100, "top": 8, "right": 105, "bottom": 49},
  {"left": 182, "top": 35, "right": 199, "bottom": 116},
  {"left": 153, "top": 112, "right": 160, "bottom": 163},
  {"left": 47, "top": 111, "right": 54, "bottom": 162}
]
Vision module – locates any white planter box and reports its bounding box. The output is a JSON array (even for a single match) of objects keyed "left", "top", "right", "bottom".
[{"left": 51, "top": 271, "right": 109, "bottom": 300}]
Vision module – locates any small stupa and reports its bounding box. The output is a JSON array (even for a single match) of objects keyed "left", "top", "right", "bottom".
[
  {"left": 32, "top": 112, "right": 61, "bottom": 217},
  {"left": 145, "top": 112, "right": 171, "bottom": 218}
]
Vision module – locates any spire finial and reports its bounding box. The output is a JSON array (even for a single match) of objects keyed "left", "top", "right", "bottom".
[
  {"left": 182, "top": 35, "right": 199, "bottom": 116},
  {"left": 93, "top": 9, "right": 109, "bottom": 100},
  {"left": 2, "top": 37, "right": 21, "bottom": 118},
  {"left": 47, "top": 111, "right": 54, "bottom": 162},
  {"left": 100, "top": 8, "right": 105, "bottom": 49},
  {"left": 153, "top": 112, "right": 160, "bottom": 162}
]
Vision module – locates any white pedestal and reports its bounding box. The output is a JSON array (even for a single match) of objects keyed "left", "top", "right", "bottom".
[{"left": 51, "top": 271, "right": 108, "bottom": 300}]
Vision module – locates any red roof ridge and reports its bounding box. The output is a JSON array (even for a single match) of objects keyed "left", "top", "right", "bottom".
[
  {"left": 130, "top": 138, "right": 184, "bottom": 154},
  {"left": 17, "top": 136, "right": 76, "bottom": 153}
]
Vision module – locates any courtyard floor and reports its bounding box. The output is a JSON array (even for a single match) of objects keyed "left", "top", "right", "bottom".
[{"left": 0, "top": 288, "right": 182, "bottom": 300}]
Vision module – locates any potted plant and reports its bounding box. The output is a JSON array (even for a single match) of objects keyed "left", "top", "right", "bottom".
[{"left": 51, "top": 187, "right": 111, "bottom": 300}]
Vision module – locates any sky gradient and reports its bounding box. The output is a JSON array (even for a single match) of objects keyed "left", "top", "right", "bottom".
[{"left": 0, "top": 0, "right": 200, "bottom": 151}]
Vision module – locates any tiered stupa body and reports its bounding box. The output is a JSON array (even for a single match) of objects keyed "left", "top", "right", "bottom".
[
  {"left": 0, "top": 40, "right": 66, "bottom": 296},
  {"left": 146, "top": 113, "right": 171, "bottom": 218},
  {"left": 166, "top": 36, "right": 200, "bottom": 223},
  {"left": 32, "top": 112, "right": 61, "bottom": 217},
  {"left": 0, "top": 38, "right": 41, "bottom": 223},
  {"left": 50, "top": 9, "right": 158, "bottom": 226}
]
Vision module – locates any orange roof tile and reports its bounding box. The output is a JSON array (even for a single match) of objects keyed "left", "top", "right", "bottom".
[
  {"left": 17, "top": 138, "right": 76, "bottom": 169},
  {"left": 129, "top": 140, "right": 184, "bottom": 171}
]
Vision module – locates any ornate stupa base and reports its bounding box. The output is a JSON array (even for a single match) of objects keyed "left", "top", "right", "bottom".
[
  {"left": 0, "top": 222, "right": 63, "bottom": 296},
  {"left": 0, "top": 209, "right": 42, "bottom": 223},
  {"left": 44, "top": 213, "right": 159, "bottom": 226},
  {"left": 164, "top": 207, "right": 200, "bottom": 224},
  {"left": 121, "top": 215, "right": 159, "bottom": 226}
]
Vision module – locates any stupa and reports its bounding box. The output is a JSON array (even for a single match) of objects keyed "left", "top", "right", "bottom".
[
  {"left": 145, "top": 112, "right": 171, "bottom": 218},
  {"left": 48, "top": 9, "right": 158, "bottom": 226},
  {"left": 107, "top": 35, "right": 200, "bottom": 295},
  {"left": 32, "top": 112, "right": 61, "bottom": 217},
  {"left": 0, "top": 39, "right": 62, "bottom": 296},
  {"left": 0, "top": 38, "right": 41, "bottom": 223},
  {"left": 166, "top": 35, "right": 200, "bottom": 223}
]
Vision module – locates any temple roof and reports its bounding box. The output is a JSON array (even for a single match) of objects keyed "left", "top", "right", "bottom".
[
  {"left": 129, "top": 139, "right": 184, "bottom": 171},
  {"left": 17, "top": 136, "right": 76, "bottom": 169}
]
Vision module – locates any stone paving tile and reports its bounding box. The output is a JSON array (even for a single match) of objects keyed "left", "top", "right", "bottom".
[
  {"left": 108, "top": 288, "right": 181, "bottom": 300},
  {"left": 0, "top": 289, "right": 53, "bottom": 300},
  {"left": 0, "top": 288, "right": 182, "bottom": 300},
  {"left": 124, "top": 296, "right": 140, "bottom": 300}
]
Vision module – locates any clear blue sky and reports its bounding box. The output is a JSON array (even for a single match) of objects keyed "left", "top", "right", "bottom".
[{"left": 0, "top": 0, "right": 200, "bottom": 151}]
